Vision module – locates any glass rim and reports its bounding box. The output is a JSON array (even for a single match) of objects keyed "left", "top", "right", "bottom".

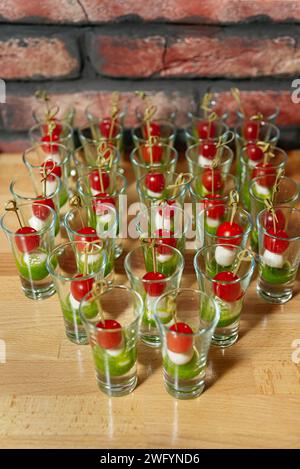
[
  {"left": 46, "top": 240, "right": 105, "bottom": 282},
  {"left": 79, "top": 284, "right": 144, "bottom": 331},
  {"left": 79, "top": 121, "right": 123, "bottom": 140},
  {"left": 199, "top": 205, "right": 252, "bottom": 240},
  {"left": 184, "top": 121, "right": 229, "bottom": 140},
  {"left": 23, "top": 142, "right": 71, "bottom": 168},
  {"left": 130, "top": 143, "right": 178, "bottom": 169},
  {"left": 29, "top": 121, "right": 73, "bottom": 140},
  {"left": 124, "top": 244, "right": 184, "bottom": 283},
  {"left": 77, "top": 170, "right": 127, "bottom": 198},
  {"left": 153, "top": 287, "right": 220, "bottom": 336},
  {"left": 189, "top": 173, "right": 237, "bottom": 199},
  {"left": 194, "top": 244, "right": 256, "bottom": 284},
  {"left": 257, "top": 206, "right": 300, "bottom": 241},
  {"left": 64, "top": 203, "right": 118, "bottom": 237},
  {"left": 10, "top": 173, "right": 62, "bottom": 201},
  {"left": 236, "top": 106, "right": 280, "bottom": 121},
  {"left": 185, "top": 142, "right": 233, "bottom": 166},
  {"left": 235, "top": 120, "right": 280, "bottom": 139},
  {"left": 32, "top": 105, "right": 75, "bottom": 121},
  {"left": 131, "top": 118, "right": 176, "bottom": 135},
  {"left": 241, "top": 145, "right": 287, "bottom": 166},
  {"left": 135, "top": 204, "right": 191, "bottom": 236},
  {"left": 249, "top": 175, "right": 299, "bottom": 204},
  {"left": 0, "top": 202, "right": 56, "bottom": 237}
]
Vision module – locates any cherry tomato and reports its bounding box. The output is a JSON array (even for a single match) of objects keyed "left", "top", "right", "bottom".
[
  {"left": 96, "top": 319, "right": 123, "bottom": 349},
  {"left": 213, "top": 271, "right": 242, "bottom": 302},
  {"left": 167, "top": 322, "right": 193, "bottom": 353},
  {"left": 143, "top": 271, "right": 166, "bottom": 296}
]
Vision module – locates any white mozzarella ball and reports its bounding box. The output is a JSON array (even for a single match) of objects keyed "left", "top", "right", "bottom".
[
  {"left": 157, "top": 252, "right": 173, "bottom": 263},
  {"left": 198, "top": 155, "right": 213, "bottom": 167},
  {"left": 28, "top": 215, "right": 46, "bottom": 232},
  {"left": 147, "top": 189, "right": 163, "bottom": 198},
  {"left": 69, "top": 292, "right": 82, "bottom": 311},
  {"left": 45, "top": 179, "right": 58, "bottom": 197},
  {"left": 106, "top": 337, "right": 125, "bottom": 357},
  {"left": 263, "top": 249, "right": 284, "bottom": 268},
  {"left": 215, "top": 245, "right": 235, "bottom": 267},
  {"left": 23, "top": 251, "right": 47, "bottom": 266},
  {"left": 167, "top": 348, "right": 194, "bottom": 366},
  {"left": 44, "top": 153, "right": 61, "bottom": 165},
  {"left": 206, "top": 217, "right": 221, "bottom": 228},
  {"left": 254, "top": 182, "right": 271, "bottom": 197}
]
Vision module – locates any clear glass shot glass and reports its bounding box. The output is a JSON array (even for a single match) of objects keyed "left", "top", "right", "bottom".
[
  {"left": 10, "top": 171, "right": 61, "bottom": 236},
  {"left": 135, "top": 103, "right": 177, "bottom": 123},
  {"left": 33, "top": 103, "right": 76, "bottom": 128},
  {"left": 133, "top": 204, "right": 191, "bottom": 254},
  {"left": 249, "top": 176, "right": 299, "bottom": 253},
  {"left": 240, "top": 146, "right": 287, "bottom": 211},
  {"left": 130, "top": 143, "right": 178, "bottom": 180},
  {"left": 136, "top": 171, "right": 190, "bottom": 209},
  {"left": 257, "top": 206, "right": 300, "bottom": 304},
  {"left": 73, "top": 141, "right": 120, "bottom": 177},
  {"left": 77, "top": 171, "right": 127, "bottom": 258},
  {"left": 184, "top": 121, "right": 229, "bottom": 147},
  {"left": 124, "top": 244, "right": 184, "bottom": 348},
  {"left": 185, "top": 142, "right": 233, "bottom": 180},
  {"left": 236, "top": 105, "right": 279, "bottom": 124},
  {"left": 194, "top": 244, "right": 255, "bottom": 347},
  {"left": 188, "top": 93, "right": 229, "bottom": 123},
  {"left": 1, "top": 202, "right": 56, "bottom": 300},
  {"left": 197, "top": 205, "right": 252, "bottom": 253},
  {"left": 64, "top": 202, "right": 117, "bottom": 283},
  {"left": 235, "top": 121, "right": 280, "bottom": 179},
  {"left": 154, "top": 288, "right": 220, "bottom": 399},
  {"left": 23, "top": 142, "right": 71, "bottom": 208},
  {"left": 132, "top": 119, "right": 176, "bottom": 148},
  {"left": 78, "top": 121, "right": 124, "bottom": 155},
  {"left": 29, "top": 121, "right": 74, "bottom": 153},
  {"left": 80, "top": 284, "right": 143, "bottom": 397},
  {"left": 47, "top": 240, "right": 107, "bottom": 344}
]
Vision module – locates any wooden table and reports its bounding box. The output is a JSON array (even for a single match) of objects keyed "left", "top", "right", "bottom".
[{"left": 0, "top": 151, "right": 300, "bottom": 449}]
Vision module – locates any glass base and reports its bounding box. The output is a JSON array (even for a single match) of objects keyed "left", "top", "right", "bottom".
[
  {"left": 212, "top": 332, "right": 238, "bottom": 348},
  {"left": 140, "top": 333, "right": 161, "bottom": 348},
  {"left": 114, "top": 244, "right": 123, "bottom": 259},
  {"left": 97, "top": 375, "right": 137, "bottom": 397},
  {"left": 257, "top": 285, "right": 292, "bottom": 304},
  {"left": 22, "top": 284, "right": 56, "bottom": 300},
  {"left": 164, "top": 380, "right": 205, "bottom": 400},
  {"left": 65, "top": 327, "right": 88, "bottom": 345}
]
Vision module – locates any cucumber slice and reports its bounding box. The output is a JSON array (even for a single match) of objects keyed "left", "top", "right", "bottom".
[
  {"left": 16, "top": 248, "right": 51, "bottom": 281},
  {"left": 93, "top": 343, "right": 136, "bottom": 377},
  {"left": 163, "top": 349, "right": 202, "bottom": 380},
  {"left": 62, "top": 293, "right": 98, "bottom": 325},
  {"left": 260, "top": 262, "right": 295, "bottom": 285},
  {"left": 201, "top": 296, "right": 242, "bottom": 327}
]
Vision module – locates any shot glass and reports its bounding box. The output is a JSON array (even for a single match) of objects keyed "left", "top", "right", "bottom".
[
  {"left": 188, "top": 93, "right": 229, "bottom": 123},
  {"left": 29, "top": 121, "right": 74, "bottom": 153},
  {"left": 133, "top": 204, "right": 191, "bottom": 254},
  {"left": 249, "top": 175, "right": 299, "bottom": 253},
  {"left": 154, "top": 288, "right": 220, "bottom": 399},
  {"left": 240, "top": 145, "right": 287, "bottom": 211},
  {"left": 256, "top": 206, "right": 300, "bottom": 304},
  {"left": 197, "top": 205, "right": 252, "bottom": 255},
  {"left": 130, "top": 143, "right": 178, "bottom": 180},
  {"left": 124, "top": 244, "right": 184, "bottom": 348},
  {"left": 23, "top": 142, "right": 71, "bottom": 208},
  {"left": 47, "top": 240, "right": 107, "bottom": 344},
  {"left": 33, "top": 101, "right": 75, "bottom": 127},
  {"left": 185, "top": 142, "right": 233, "bottom": 179},
  {"left": 135, "top": 102, "right": 177, "bottom": 123},
  {"left": 235, "top": 120, "right": 280, "bottom": 179},
  {"left": 194, "top": 244, "right": 255, "bottom": 347},
  {"left": 136, "top": 171, "right": 190, "bottom": 209},
  {"left": 132, "top": 120, "right": 176, "bottom": 149},
  {"left": 73, "top": 141, "right": 120, "bottom": 177},
  {"left": 64, "top": 202, "right": 117, "bottom": 283},
  {"left": 1, "top": 202, "right": 56, "bottom": 300},
  {"left": 184, "top": 120, "right": 229, "bottom": 147},
  {"left": 80, "top": 284, "right": 143, "bottom": 396},
  {"left": 79, "top": 121, "right": 124, "bottom": 155},
  {"left": 236, "top": 104, "right": 279, "bottom": 125},
  {"left": 10, "top": 171, "right": 61, "bottom": 236}
]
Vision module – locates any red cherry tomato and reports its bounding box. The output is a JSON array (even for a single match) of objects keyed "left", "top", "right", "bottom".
[
  {"left": 41, "top": 134, "right": 60, "bottom": 153},
  {"left": 143, "top": 271, "right": 167, "bottom": 297},
  {"left": 197, "top": 120, "right": 216, "bottom": 139},
  {"left": 42, "top": 119, "right": 62, "bottom": 138},
  {"left": 74, "top": 227, "right": 100, "bottom": 253},
  {"left": 32, "top": 197, "right": 55, "bottom": 221},
  {"left": 70, "top": 274, "right": 94, "bottom": 301},
  {"left": 40, "top": 159, "right": 62, "bottom": 181},
  {"left": 243, "top": 120, "right": 260, "bottom": 141},
  {"left": 264, "top": 228, "right": 289, "bottom": 254},
  {"left": 143, "top": 122, "right": 161, "bottom": 139},
  {"left": 92, "top": 193, "right": 116, "bottom": 213},
  {"left": 88, "top": 169, "right": 110, "bottom": 192},
  {"left": 202, "top": 168, "right": 223, "bottom": 193},
  {"left": 96, "top": 319, "right": 123, "bottom": 349},
  {"left": 145, "top": 173, "right": 165, "bottom": 193},
  {"left": 153, "top": 229, "right": 177, "bottom": 255},
  {"left": 252, "top": 163, "right": 276, "bottom": 188},
  {"left": 203, "top": 194, "right": 225, "bottom": 220},
  {"left": 99, "top": 118, "right": 118, "bottom": 138},
  {"left": 216, "top": 221, "right": 243, "bottom": 246},
  {"left": 213, "top": 271, "right": 242, "bottom": 302},
  {"left": 15, "top": 226, "right": 40, "bottom": 253},
  {"left": 167, "top": 322, "right": 193, "bottom": 353},
  {"left": 141, "top": 144, "right": 163, "bottom": 164},
  {"left": 262, "top": 209, "right": 285, "bottom": 232},
  {"left": 246, "top": 143, "right": 264, "bottom": 162},
  {"left": 199, "top": 140, "right": 217, "bottom": 159}
]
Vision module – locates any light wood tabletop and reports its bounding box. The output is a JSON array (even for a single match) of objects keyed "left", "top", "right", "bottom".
[{"left": 0, "top": 151, "right": 300, "bottom": 449}]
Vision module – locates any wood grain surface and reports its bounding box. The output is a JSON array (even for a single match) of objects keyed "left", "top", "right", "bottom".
[{"left": 0, "top": 151, "right": 300, "bottom": 449}]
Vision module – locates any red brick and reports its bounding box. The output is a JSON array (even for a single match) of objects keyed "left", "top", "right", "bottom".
[
  {"left": 0, "top": 88, "right": 195, "bottom": 132},
  {"left": 0, "top": 35, "right": 79, "bottom": 80},
  {"left": 0, "top": 134, "right": 30, "bottom": 153},
  {"left": 1, "top": 1, "right": 300, "bottom": 24},
  {"left": 89, "top": 30, "right": 300, "bottom": 79}
]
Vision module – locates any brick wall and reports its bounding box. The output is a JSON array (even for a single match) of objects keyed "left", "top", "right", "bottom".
[{"left": 0, "top": 0, "right": 300, "bottom": 151}]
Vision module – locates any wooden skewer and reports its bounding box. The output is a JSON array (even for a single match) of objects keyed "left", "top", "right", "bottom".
[{"left": 5, "top": 200, "right": 23, "bottom": 228}]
